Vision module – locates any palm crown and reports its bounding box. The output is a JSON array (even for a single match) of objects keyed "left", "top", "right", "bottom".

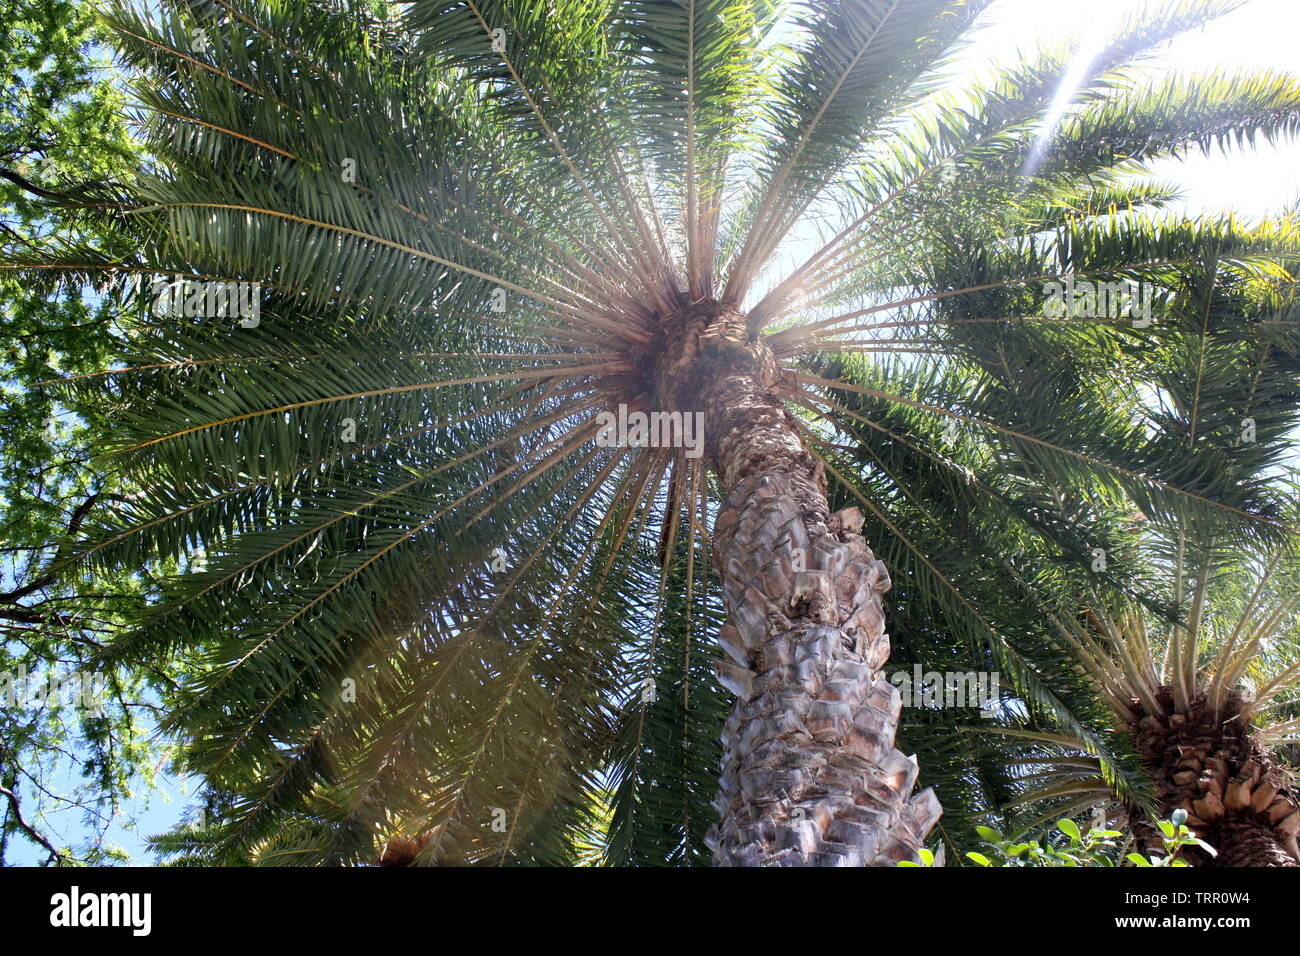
[{"left": 25, "top": 0, "right": 1300, "bottom": 864}]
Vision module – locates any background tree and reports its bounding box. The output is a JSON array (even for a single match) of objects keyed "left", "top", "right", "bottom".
[{"left": 0, "top": 0, "right": 174, "bottom": 865}]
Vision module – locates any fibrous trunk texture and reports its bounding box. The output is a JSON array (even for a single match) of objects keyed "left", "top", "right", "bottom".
[
  {"left": 1126, "top": 688, "right": 1299, "bottom": 867},
  {"left": 656, "top": 302, "right": 941, "bottom": 866}
]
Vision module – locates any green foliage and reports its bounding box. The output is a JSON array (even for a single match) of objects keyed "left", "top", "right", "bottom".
[
  {"left": 0, "top": 0, "right": 169, "bottom": 865},
  {"left": 899, "top": 813, "right": 1214, "bottom": 867},
  {"left": 962, "top": 819, "right": 1127, "bottom": 867},
  {"left": 6, "top": 0, "right": 1300, "bottom": 866},
  {"left": 1126, "top": 809, "right": 1218, "bottom": 867}
]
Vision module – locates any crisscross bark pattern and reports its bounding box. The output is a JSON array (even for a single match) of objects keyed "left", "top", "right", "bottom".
[
  {"left": 1128, "top": 689, "right": 1300, "bottom": 867},
  {"left": 656, "top": 302, "right": 941, "bottom": 866}
]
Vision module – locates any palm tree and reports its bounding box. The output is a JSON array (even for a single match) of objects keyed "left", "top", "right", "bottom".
[
  {"left": 991, "top": 538, "right": 1300, "bottom": 867},
  {"left": 954, "top": 259, "right": 1300, "bottom": 867},
  {"left": 21, "top": 0, "right": 1300, "bottom": 864}
]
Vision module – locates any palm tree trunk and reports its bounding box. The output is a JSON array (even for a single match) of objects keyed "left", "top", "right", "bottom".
[
  {"left": 669, "top": 305, "right": 940, "bottom": 866},
  {"left": 1211, "top": 814, "right": 1298, "bottom": 867},
  {"left": 1128, "top": 689, "right": 1300, "bottom": 867}
]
